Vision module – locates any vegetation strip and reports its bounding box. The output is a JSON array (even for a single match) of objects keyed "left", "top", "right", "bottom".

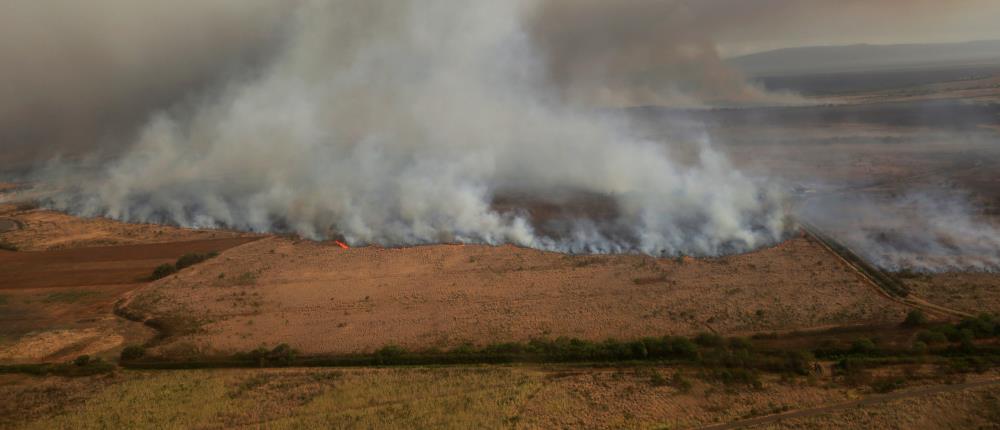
[
  {"left": 801, "top": 223, "right": 974, "bottom": 319},
  {"left": 115, "top": 314, "right": 1000, "bottom": 384}
]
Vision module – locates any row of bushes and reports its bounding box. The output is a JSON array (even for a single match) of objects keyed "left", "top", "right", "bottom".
[
  {"left": 0, "top": 355, "right": 114, "bottom": 377},
  {"left": 120, "top": 333, "right": 817, "bottom": 380},
  {"left": 116, "top": 312, "right": 1000, "bottom": 378},
  {"left": 808, "top": 312, "right": 1000, "bottom": 360},
  {"left": 912, "top": 313, "right": 1000, "bottom": 347},
  {"left": 150, "top": 251, "right": 219, "bottom": 280}
]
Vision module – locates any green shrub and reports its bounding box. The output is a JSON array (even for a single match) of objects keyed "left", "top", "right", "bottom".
[
  {"left": 917, "top": 330, "right": 948, "bottom": 345},
  {"left": 648, "top": 371, "right": 669, "bottom": 387},
  {"left": 705, "top": 368, "right": 763, "bottom": 389},
  {"left": 778, "top": 350, "right": 815, "bottom": 375},
  {"left": 235, "top": 272, "right": 257, "bottom": 286},
  {"left": 670, "top": 337, "right": 698, "bottom": 358},
  {"left": 694, "top": 333, "right": 724, "bottom": 348},
  {"left": 175, "top": 253, "right": 206, "bottom": 270},
  {"left": 958, "top": 329, "right": 976, "bottom": 352},
  {"left": 175, "top": 251, "right": 219, "bottom": 270},
  {"left": 871, "top": 376, "right": 905, "bottom": 393},
  {"left": 850, "top": 338, "right": 877, "bottom": 355},
  {"left": 0, "top": 241, "right": 17, "bottom": 252},
  {"left": 245, "top": 344, "right": 299, "bottom": 367},
  {"left": 728, "top": 337, "right": 753, "bottom": 350},
  {"left": 934, "top": 325, "right": 962, "bottom": 342},
  {"left": 73, "top": 355, "right": 91, "bottom": 366},
  {"left": 958, "top": 314, "right": 997, "bottom": 339},
  {"left": 902, "top": 310, "right": 928, "bottom": 327},
  {"left": 120, "top": 345, "right": 146, "bottom": 361},
  {"left": 836, "top": 358, "right": 872, "bottom": 387},
  {"left": 375, "top": 345, "right": 406, "bottom": 364},
  {"left": 268, "top": 344, "right": 297, "bottom": 366},
  {"left": 150, "top": 264, "right": 177, "bottom": 280},
  {"left": 670, "top": 372, "right": 693, "bottom": 393}
]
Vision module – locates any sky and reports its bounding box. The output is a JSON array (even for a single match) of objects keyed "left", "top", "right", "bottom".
[
  {"left": 702, "top": 0, "right": 1000, "bottom": 56},
  {"left": 1, "top": 0, "right": 999, "bottom": 165}
]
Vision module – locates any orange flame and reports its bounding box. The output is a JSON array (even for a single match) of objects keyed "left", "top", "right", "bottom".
[{"left": 334, "top": 240, "right": 350, "bottom": 250}]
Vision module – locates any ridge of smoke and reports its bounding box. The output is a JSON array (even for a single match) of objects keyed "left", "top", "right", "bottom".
[{"left": 26, "top": 0, "right": 790, "bottom": 257}]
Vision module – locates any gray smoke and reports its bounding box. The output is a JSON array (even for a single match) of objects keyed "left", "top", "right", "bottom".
[
  {"left": 0, "top": 0, "right": 292, "bottom": 167},
  {"left": 2, "top": 0, "right": 995, "bottom": 168},
  {"left": 27, "top": 0, "right": 789, "bottom": 256},
  {"left": 529, "top": 0, "right": 801, "bottom": 106},
  {"left": 799, "top": 190, "right": 1000, "bottom": 272}
]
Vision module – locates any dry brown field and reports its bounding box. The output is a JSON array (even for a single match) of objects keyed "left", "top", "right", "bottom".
[
  {"left": 117, "top": 234, "right": 910, "bottom": 355},
  {"left": 1, "top": 367, "right": 997, "bottom": 429}
]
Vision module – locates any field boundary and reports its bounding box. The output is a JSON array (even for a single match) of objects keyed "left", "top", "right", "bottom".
[{"left": 799, "top": 223, "right": 973, "bottom": 320}]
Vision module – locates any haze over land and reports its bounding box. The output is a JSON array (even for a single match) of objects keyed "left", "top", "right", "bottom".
[{"left": 2, "top": 0, "right": 1000, "bottom": 268}]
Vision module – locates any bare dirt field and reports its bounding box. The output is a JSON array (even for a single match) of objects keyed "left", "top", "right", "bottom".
[
  {"left": 0, "top": 237, "right": 259, "bottom": 363},
  {"left": 120, "top": 234, "right": 910, "bottom": 355},
  {"left": 0, "top": 237, "right": 259, "bottom": 290}
]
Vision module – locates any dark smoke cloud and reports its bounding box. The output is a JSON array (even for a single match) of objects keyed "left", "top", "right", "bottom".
[{"left": 0, "top": 0, "right": 292, "bottom": 167}]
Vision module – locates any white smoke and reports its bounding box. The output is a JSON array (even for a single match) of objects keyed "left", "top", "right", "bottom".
[
  {"left": 799, "top": 190, "right": 1000, "bottom": 272},
  {"left": 31, "top": 0, "right": 788, "bottom": 256}
]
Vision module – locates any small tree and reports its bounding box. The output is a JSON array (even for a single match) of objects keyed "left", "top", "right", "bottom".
[
  {"left": 120, "top": 345, "right": 146, "bottom": 361},
  {"left": 669, "top": 372, "right": 693, "bottom": 393},
  {"left": 151, "top": 264, "right": 177, "bottom": 280},
  {"left": 902, "top": 310, "right": 928, "bottom": 327},
  {"left": 850, "top": 338, "right": 877, "bottom": 355}
]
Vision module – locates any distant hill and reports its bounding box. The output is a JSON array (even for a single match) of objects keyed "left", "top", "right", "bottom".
[{"left": 728, "top": 40, "right": 1000, "bottom": 77}]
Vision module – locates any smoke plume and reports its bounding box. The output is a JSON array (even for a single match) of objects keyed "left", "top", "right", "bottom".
[
  {"left": 529, "top": 0, "right": 798, "bottom": 106},
  {"left": 27, "top": 0, "right": 789, "bottom": 256},
  {"left": 799, "top": 190, "right": 1000, "bottom": 272}
]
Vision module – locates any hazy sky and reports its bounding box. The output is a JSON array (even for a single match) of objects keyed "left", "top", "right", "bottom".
[
  {"left": 707, "top": 0, "right": 1000, "bottom": 56},
  {"left": 2, "top": 0, "right": 999, "bottom": 164}
]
